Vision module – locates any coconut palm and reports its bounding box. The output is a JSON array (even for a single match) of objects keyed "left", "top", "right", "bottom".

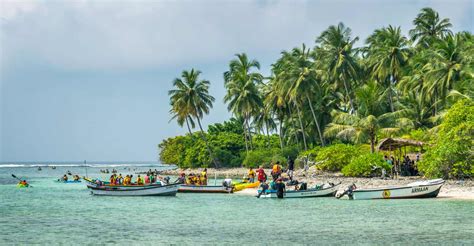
[
  {"left": 316, "top": 22, "right": 360, "bottom": 112},
  {"left": 169, "top": 69, "right": 217, "bottom": 167},
  {"left": 365, "top": 25, "right": 411, "bottom": 111},
  {"left": 409, "top": 7, "right": 452, "bottom": 47},
  {"left": 223, "top": 53, "right": 263, "bottom": 153},
  {"left": 325, "top": 81, "right": 413, "bottom": 152}
]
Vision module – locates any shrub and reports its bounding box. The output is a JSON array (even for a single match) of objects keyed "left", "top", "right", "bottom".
[
  {"left": 418, "top": 99, "right": 474, "bottom": 179},
  {"left": 242, "top": 148, "right": 289, "bottom": 168},
  {"left": 315, "top": 144, "right": 361, "bottom": 171},
  {"left": 342, "top": 153, "right": 390, "bottom": 177}
]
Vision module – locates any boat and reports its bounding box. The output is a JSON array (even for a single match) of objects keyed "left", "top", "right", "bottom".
[
  {"left": 337, "top": 179, "right": 445, "bottom": 200},
  {"left": 178, "top": 185, "right": 233, "bottom": 193},
  {"left": 17, "top": 184, "right": 29, "bottom": 188},
  {"left": 259, "top": 183, "right": 340, "bottom": 198},
  {"left": 86, "top": 182, "right": 179, "bottom": 196},
  {"left": 233, "top": 181, "right": 260, "bottom": 192},
  {"left": 55, "top": 180, "right": 82, "bottom": 183}
]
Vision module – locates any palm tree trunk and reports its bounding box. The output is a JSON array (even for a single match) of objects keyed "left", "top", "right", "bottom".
[
  {"left": 306, "top": 94, "right": 325, "bottom": 146},
  {"left": 295, "top": 102, "right": 308, "bottom": 151},
  {"left": 245, "top": 114, "right": 253, "bottom": 150},
  {"left": 195, "top": 115, "right": 218, "bottom": 168},
  {"left": 278, "top": 116, "right": 284, "bottom": 150},
  {"left": 370, "top": 133, "right": 375, "bottom": 153},
  {"left": 288, "top": 106, "right": 300, "bottom": 148},
  {"left": 185, "top": 117, "right": 193, "bottom": 136},
  {"left": 342, "top": 78, "right": 355, "bottom": 113},
  {"left": 265, "top": 121, "right": 270, "bottom": 149},
  {"left": 242, "top": 119, "right": 249, "bottom": 154}
]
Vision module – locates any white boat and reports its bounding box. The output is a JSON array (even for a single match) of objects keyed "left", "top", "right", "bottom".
[
  {"left": 259, "top": 183, "right": 340, "bottom": 198},
  {"left": 86, "top": 183, "right": 179, "bottom": 196},
  {"left": 178, "top": 185, "right": 233, "bottom": 193},
  {"left": 339, "top": 179, "right": 445, "bottom": 200}
]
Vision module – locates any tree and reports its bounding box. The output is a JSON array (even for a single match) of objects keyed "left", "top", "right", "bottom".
[
  {"left": 224, "top": 53, "right": 263, "bottom": 154},
  {"left": 365, "top": 25, "right": 411, "bottom": 111},
  {"left": 409, "top": 7, "right": 452, "bottom": 48},
  {"left": 324, "top": 81, "right": 413, "bottom": 152},
  {"left": 168, "top": 69, "right": 217, "bottom": 167},
  {"left": 316, "top": 22, "right": 360, "bottom": 112}
]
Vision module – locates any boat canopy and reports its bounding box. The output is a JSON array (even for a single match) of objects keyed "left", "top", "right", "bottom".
[{"left": 377, "top": 138, "right": 424, "bottom": 151}]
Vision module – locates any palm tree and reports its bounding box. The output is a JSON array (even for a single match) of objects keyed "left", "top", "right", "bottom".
[
  {"left": 168, "top": 69, "right": 217, "bottom": 167},
  {"left": 365, "top": 25, "right": 411, "bottom": 111},
  {"left": 325, "top": 81, "right": 413, "bottom": 152},
  {"left": 316, "top": 22, "right": 360, "bottom": 113},
  {"left": 169, "top": 103, "right": 195, "bottom": 136},
  {"left": 409, "top": 7, "right": 452, "bottom": 47}
]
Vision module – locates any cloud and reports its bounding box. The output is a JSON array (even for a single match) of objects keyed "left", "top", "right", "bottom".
[{"left": 1, "top": 0, "right": 470, "bottom": 73}]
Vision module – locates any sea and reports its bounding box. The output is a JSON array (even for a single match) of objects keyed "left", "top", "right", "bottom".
[{"left": 0, "top": 162, "right": 473, "bottom": 245}]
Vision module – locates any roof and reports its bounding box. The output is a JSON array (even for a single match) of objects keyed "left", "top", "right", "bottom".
[{"left": 377, "top": 138, "right": 424, "bottom": 151}]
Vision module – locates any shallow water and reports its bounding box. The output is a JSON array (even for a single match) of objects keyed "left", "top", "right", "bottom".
[{"left": 1, "top": 166, "right": 473, "bottom": 245}]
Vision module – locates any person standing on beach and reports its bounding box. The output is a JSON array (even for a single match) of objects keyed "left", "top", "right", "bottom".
[
  {"left": 257, "top": 166, "right": 266, "bottom": 183},
  {"left": 248, "top": 168, "right": 256, "bottom": 183},
  {"left": 287, "top": 158, "right": 295, "bottom": 180}
]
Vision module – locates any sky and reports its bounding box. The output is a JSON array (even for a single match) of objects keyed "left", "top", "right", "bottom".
[{"left": 0, "top": 0, "right": 472, "bottom": 162}]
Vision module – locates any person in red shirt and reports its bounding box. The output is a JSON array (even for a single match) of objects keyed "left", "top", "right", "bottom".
[{"left": 257, "top": 166, "right": 266, "bottom": 182}]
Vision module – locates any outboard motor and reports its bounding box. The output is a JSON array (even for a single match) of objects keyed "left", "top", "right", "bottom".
[
  {"left": 336, "top": 183, "right": 357, "bottom": 199},
  {"left": 299, "top": 182, "right": 307, "bottom": 191}
]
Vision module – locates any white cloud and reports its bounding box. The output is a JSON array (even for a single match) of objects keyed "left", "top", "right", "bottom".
[{"left": 0, "top": 0, "right": 472, "bottom": 72}]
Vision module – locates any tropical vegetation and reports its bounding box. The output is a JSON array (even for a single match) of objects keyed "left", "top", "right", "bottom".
[{"left": 161, "top": 8, "right": 473, "bottom": 178}]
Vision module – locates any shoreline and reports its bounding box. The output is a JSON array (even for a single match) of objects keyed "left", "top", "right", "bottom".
[{"left": 159, "top": 167, "right": 474, "bottom": 200}]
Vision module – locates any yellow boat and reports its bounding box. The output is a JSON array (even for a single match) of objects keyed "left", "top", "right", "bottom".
[{"left": 233, "top": 181, "right": 260, "bottom": 192}]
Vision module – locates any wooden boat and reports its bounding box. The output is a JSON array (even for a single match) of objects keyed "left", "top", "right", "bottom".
[
  {"left": 86, "top": 182, "right": 179, "bottom": 196},
  {"left": 178, "top": 184, "right": 233, "bottom": 193},
  {"left": 55, "top": 180, "right": 82, "bottom": 183},
  {"left": 259, "top": 183, "right": 340, "bottom": 198},
  {"left": 338, "top": 179, "right": 445, "bottom": 200}
]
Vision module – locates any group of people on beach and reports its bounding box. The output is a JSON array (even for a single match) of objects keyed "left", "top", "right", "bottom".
[{"left": 384, "top": 154, "right": 420, "bottom": 178}]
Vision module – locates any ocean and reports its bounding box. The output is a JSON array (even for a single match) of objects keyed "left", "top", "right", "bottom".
[{"left": 0, "top": 164, "right": 473, "bottom": 245}]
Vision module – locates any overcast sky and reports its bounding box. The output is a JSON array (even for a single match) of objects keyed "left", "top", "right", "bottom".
[{"left": 0, "top": 0, "right": 472, "bottom": 162}]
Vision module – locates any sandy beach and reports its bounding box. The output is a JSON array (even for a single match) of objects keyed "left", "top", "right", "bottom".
[{"left": 160, "top": 167, "right": 474, "bottom": 200}]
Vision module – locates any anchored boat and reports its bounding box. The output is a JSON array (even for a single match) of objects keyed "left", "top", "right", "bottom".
[
  {"left": 84, "top": 178, "right": 179, "bottom": 196},
  {"left": 259, "top": 183, "right": 340, "bottom": 198},
  {"left": 338, "top": 179, "right": 445, "bottom": 200},
  {"left": 178, "top": 185, "right": 233, "bottom": 193}
]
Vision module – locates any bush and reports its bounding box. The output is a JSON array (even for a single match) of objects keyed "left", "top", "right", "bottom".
[
  {"left": 418, "top": 99, "right": 474, "bottom": 179},
  {"left": 242, "top": 148, "right": 289, "bottom": 168},
  {"left": 315, "top": 144, "right": 361, "bottom": 171},
  {"left": 342, "top": 153, "right": 390, "bottom": 177}
]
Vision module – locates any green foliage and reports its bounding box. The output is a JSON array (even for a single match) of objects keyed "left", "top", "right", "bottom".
[
  {"left": 342, "top": 153, "right": 390, "bottom": 177},
  {"left": 418, "top": 99, "right": 474, "bottom": 178},
  {"left": 242, "top": 148, "right": 287, "bottom": 168},
  {"left": 315, "top": 144, "right": 361, "bottom": 171}
]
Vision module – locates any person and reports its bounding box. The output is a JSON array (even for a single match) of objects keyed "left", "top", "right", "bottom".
[
  {"left": 196, "top": 175, "right": 202, "bottom": 185},
  {"left": 144, "top": 174, "right": 150, "bottom": 184},
  {"left": 123, "top": 175, "right": 129, "bottom": 185},
  {"left": 19, "top": 180, "right": 29, "bottom": 186},
  {"left": 257, "top": 166, "right": 266, "bottom": 183},
  {"left": 149, "top": 173, "right": 155, "bottom": 184},
  {"left": 73, "top": 175, "right": 80, "bottom": 181},
  {"left": 275, "top": 178, "right": 286, "bottom": 199},
  {"left": 129, "top": 175, "right": 134, "bottom": 185},
  {"left": 257, "top": 181, "right": 269, "bottom": 198},
  {"left": 175, "top": 173, "right": 186, "bottom": 184},
  {"left": 109, "top": 175, "right": 116, "bottom": 185},
  {"left": 137, "top": 175, "right": 144, "bottom": 185},
  {"left": 117, "top": 174, "right": 123, "bottom": 185},
  {"left": 62, "top": 174, "right": 68, "bottom": 182},
  {"left": 186, "top": 174, "right": 193, "bottom": 185},
  {"left": 199, "top": 174, "right": 206, "bottom": 186},
  {"left": 287, "top": 158, "right": 295, "bottom": 180},
  {"left": 201, "top": 168, "right": 208, "bottom": 185},
  {"left": 271, "top": 162, "right": 282, "bottom": 180},
  {"left": 248, "top": 167, "right": 256, "bottom": 183}
]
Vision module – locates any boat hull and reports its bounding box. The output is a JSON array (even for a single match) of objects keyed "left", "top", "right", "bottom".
[
  {"left": 351, "top": 179, "right": 444, "bottom": 200},
  {"left": 178, "top": 185, "right": 232, "bottom": 193},
  {"left": 260, "top": 183, "right": 340, "bottom": 198},
  {"left": 87, "top": 184, "right": 179, "bottom": 196}
]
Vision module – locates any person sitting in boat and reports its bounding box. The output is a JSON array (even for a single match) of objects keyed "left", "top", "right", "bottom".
[
  {"left": 201, "top": 169, "right": 208, "bottom": 185},
  {"left": 144, "top": 174, "right": 150, "bottom": 184},
  {"left": 257, "top": 166, "right": 266, "bottom": 183},
  {"left": 109, "top": 175, "right": 116, "bottom": 185},
  {"left": 137, "top": 175, "right": 144, "bottom": 185},
  {"left": 62, "top": 174, "right": 68, "bottom": 182},
  {"left": 175, "top": 173, "right": 186, "bottom": 184},
  {"left": 196, "top": 175, "right": 202, "bottom": 185},
  {"left": 149, "top": 173, "right": 155, "bottom": 184},
  {"left": 19, "top": 180, "right": 29, "bottom": 187},
  {"left": 73, "top": 175, "right": 80, "bottom": 181},
  {"left": 248, "top": 168, "right": 256, "bottom": 183}
]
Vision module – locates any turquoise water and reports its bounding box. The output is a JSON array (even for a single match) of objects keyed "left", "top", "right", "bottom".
[{"left": 1, "top": 166, "right": 473, "bottom": 245}]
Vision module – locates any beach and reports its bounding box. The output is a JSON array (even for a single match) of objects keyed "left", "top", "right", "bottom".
[{"left": 161, "top": 167, "right": 474, "bottom": 200}]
